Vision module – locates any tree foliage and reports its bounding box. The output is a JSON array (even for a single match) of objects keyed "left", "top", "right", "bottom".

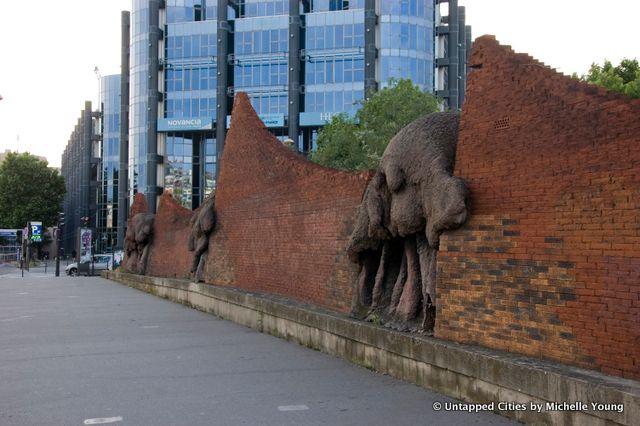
[
  {"left": 307, "top": 114, "right": 366, "bottom": 171},
  {"left": 0, "top": 152, "right": 66, "bottom": 228},
  {"left": 310, "top": 79, "right": 441, "bottom": 171},
  {"left": 573, "top": 58, "right": 640, "bottom": 98}
]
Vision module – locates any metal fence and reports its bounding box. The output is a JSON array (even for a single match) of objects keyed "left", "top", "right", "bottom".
[{"left": 0, "top": 246, "right": 20, "bottom": 263}]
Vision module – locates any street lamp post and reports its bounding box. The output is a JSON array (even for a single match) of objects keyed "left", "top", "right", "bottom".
[{"left": 55, "top": 212, "right": 64, "bottom": 277}]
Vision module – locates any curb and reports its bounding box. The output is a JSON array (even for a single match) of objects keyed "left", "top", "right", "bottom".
[{"left": 104, "top": 271, "right": 639, "bottom": 425}]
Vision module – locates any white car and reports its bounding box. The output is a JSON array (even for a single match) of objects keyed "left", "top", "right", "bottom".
[{"left": 65, "top": 254, "right": 112, "bottom": 276}]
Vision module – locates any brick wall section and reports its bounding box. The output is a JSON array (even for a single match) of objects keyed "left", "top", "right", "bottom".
[
  {"left": 437, "top": 36, "right": 640, "bottom": 379},
  {"left": 146, "top": 192, "right": 193, "bottom": 279},
  {"left": 203, "top": 93, "right": 370, "bottom": 313},
  {"left": 129, "top": 193, "right": 148, "bottom": 217}
]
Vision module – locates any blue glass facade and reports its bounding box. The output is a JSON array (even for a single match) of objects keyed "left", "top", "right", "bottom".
[
  {"left": 379, "top": 1, "right": 434, "bottom": 90},
  {"left": 166, "top": 0, "right": 217, "bottom": 23},
  {"left": 304, "top": 8, "right": 365, "bottom": 116},
  {"left": 97, "top": 75, "right": 121, "bottom": 253},
  {"left": 234, "top": 15, "right": 288, "bottom": 117},
  {"left": 162, "top": 4, "right": 218, "bottom": 209},
  {"left": 129, "top": 0, "right": 150, "bottom": 199},
  {"left": 164, "top": 22, "right": 217, "bottom": 119},
  {"left": 129, "top": 0, "right": 467, "bottom": 210}
]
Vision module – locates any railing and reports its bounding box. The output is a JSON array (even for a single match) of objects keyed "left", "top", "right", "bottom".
[{"left": 0, "top": 252, "right": 18, "bottom": 263}]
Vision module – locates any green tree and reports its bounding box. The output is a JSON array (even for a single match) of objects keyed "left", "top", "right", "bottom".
[
  {"left": 310, "top": 79, "right": 441, "bottom": 171},
  {"left": 573, "top": 58, "right": 640, "bottom": 98},
  {"left": 307, "top": 114, "right": 366, "bottom": 171},
  {"left": 0, "top": 152, "right": 66, "bottom": 228}
]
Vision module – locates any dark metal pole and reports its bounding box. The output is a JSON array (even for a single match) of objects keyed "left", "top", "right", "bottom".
[
  {"left": 447, "top": 0, "right": 459, "bottom": 111},
  {"left": 216, "top": 0, "right": 229, "bottom": 178},
  {"left": 288, "top": 0, "right": 301, "bottom": 150},
  {"left": 55, "top": 227, "right": 61, "bottom": 277},
  {"left": 457, "top": 6, "right": 466, "bottom": 107},
  {"left": 111, "top": 234, "right": 115, "bottom": 271},
  {"left": 81, "top": 102, "right": 92, "bottom": 223},
  {"left": 364, "top": 0, "right": 377, "bottom": 98},
  {"left": 117, "top": 11, "right": 130, "bottom": 248},
  {"left": 20, "top": 236, "right": 24, "bottom": 277},
  {"left": 465, "top": 25, "right": 472, "bottom": 68},
  {"left": 146, "top": 0, "right": 161, "bottom": 214}
]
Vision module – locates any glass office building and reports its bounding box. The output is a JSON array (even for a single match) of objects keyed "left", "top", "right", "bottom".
[
  {"left": 162, "top": 7, "right": 218, "bottom": 209},
  {"left": 60, "top": 102, "right": 101, "bottom": 256},
  {"left": 129, "top": 0, "right": 151, "bottom": 203},
  {"left": 96, "top": 75, "right": 121, "bottom": 253},
  {"left": 128, "top": 0, "right": 469, "bottom": 211}
]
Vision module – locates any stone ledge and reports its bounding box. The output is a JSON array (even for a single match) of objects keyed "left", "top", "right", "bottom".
[{"left": 104, "top": 271, "right": 639, "bottom": 425}]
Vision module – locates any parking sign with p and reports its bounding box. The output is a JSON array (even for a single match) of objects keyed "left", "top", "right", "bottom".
[{"left": 29, "top": 221, "right": 43, "bottom": 242}]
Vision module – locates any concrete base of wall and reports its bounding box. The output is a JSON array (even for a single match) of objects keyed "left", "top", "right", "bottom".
[{"left": 104, "top": 271, "right": 639, "bottom": 425}]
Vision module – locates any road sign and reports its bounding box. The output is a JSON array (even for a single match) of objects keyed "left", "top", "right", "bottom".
[{"left": 29, "top": 221, "right": 43, "bottom": 242}]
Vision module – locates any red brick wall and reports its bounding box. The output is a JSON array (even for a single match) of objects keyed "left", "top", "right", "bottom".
[
  {"left": 202, "top": 93, "right": 370, "bottom": 312},
  {"left": 129, "top": 193, "right": 148, "bottom": 217},
  {"left": 146, "top": 192, "right": 193, "bottom": 279},
  {"left": 437, "top": 36, "right": 640, "bottom": 379}
]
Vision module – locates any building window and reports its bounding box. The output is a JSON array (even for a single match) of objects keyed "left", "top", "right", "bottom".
[{"left": 330, "top": 0, "right": 349, "bottom": 10}]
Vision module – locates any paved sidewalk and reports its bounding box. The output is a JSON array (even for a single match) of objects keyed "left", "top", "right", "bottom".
[
  {"left": 0, "top": 262, "right": 68, "bottom": 278},
  {"left": 0, "top": 270, "right": 517, "bottom": 426}
]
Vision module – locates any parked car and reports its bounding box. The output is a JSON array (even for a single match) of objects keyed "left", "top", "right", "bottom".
[{"left": 65, "top": 254, "right": 112, "bottom": 276}]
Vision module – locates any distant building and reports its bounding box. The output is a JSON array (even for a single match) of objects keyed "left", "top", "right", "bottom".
[
  {"left": 59, "top": 1, "right": 471, "bottom": 251},
  {"left": 60, "top": 74, "right": 123, "bottom": 256},
  {"left": 0, "top": 150, "right": 12, "bottom": 163},
  {"left": 60, "top": 102, "right": 101, "bottom": 256},
  {"left": 0, "top": 228, "right": 20, "bottom": 263},
  {"left": 0, "top": 149, "right": 47, "bottom": 164},
  {"left": 96, "top": 75, "right": 122, "bottom": 253},
  {"left": 125, "top": 0, "right": 470, "bottom": 212}
]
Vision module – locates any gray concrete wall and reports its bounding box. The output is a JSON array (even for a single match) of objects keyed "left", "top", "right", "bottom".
[{"left": 104, "top": 271, "right": 639, "bottom": 425}]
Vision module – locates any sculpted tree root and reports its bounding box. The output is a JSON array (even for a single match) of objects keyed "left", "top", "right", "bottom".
[
  {"left": 187, "top": 193, "right": 216, "bottom": 282},
  {"left": 124, "top": 213, "right": 155, "bottom": 275},
  {"left": 357, "top": 235, "right": 436, "bottom": 333},
  {"left": 349, "top": 112, "right": 469, "bottom": 333}
]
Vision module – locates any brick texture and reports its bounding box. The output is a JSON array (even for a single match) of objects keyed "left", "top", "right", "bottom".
[
  {"left": 437, "top": 36, "right": 640, "bottom": 379},
  {"left": 146, "top": 192, "right": 193, "bottom": 278},
  {"left": 129, "top": 192, "right": 148, "bottom": 217},
  {"left": 201, "top": 93, "right": 371, "bottom": 312}
]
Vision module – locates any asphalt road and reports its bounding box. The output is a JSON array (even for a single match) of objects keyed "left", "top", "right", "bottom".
[{"left": 0, "top": 265, "right": 518, "bottom": 426}]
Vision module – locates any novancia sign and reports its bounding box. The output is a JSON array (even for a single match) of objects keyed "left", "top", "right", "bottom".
[
  {"left": 168, "top": 119, "right": 201, "bottom": 126},
  {"left": 158, "top": 117, "right": 213, "bottom": 131}
]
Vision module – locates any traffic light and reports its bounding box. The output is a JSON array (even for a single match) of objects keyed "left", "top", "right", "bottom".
[{"left": 58, "top": 212, "right": 65, "bottom": 227}]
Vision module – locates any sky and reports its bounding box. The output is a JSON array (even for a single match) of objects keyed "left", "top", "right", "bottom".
[{"left": 0, "top": 0, "right": 638, "bottom": 168}]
